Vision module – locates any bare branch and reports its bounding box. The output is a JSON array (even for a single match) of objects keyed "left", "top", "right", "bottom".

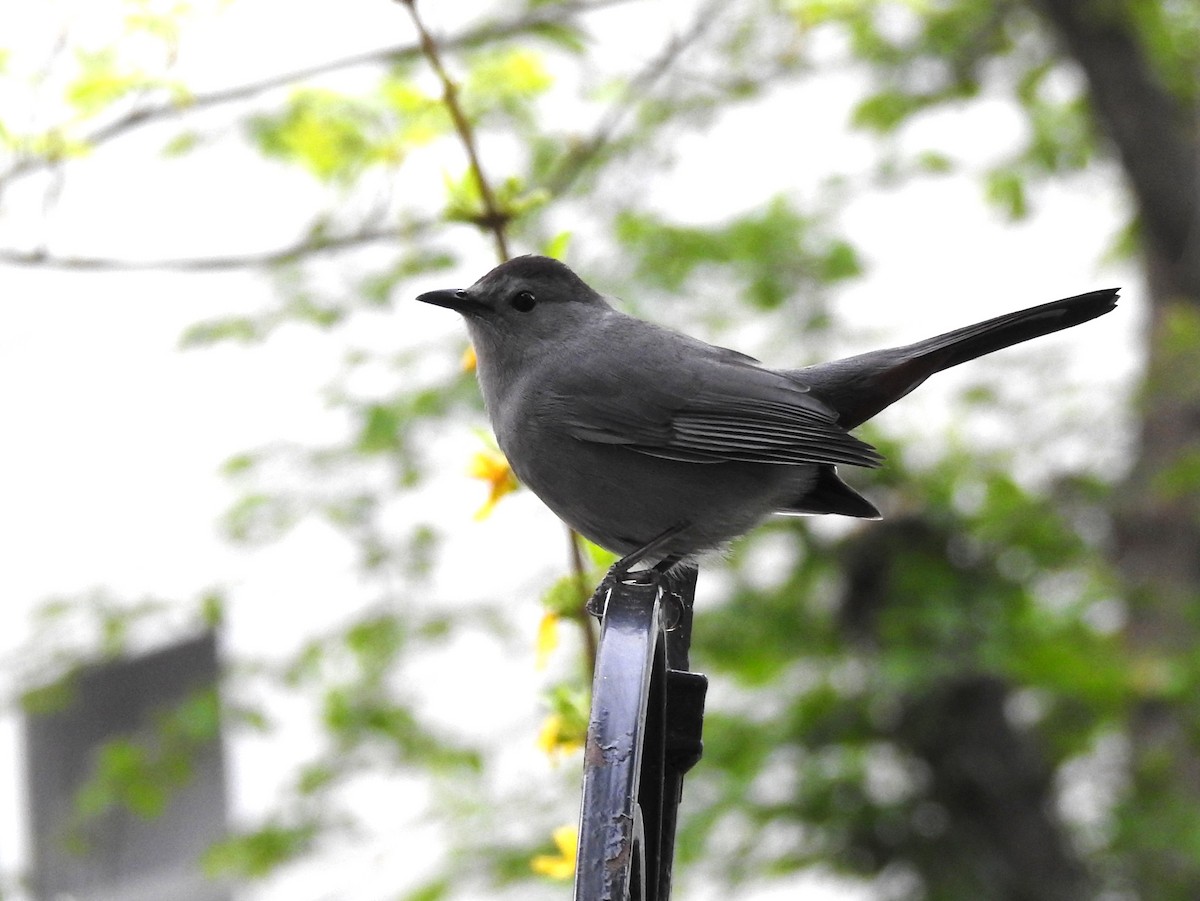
[
  {"left": 544, "top": 0, "right": 725, "bottom": 197},
  {"left": 568, "top": 529, "right": 600, "bottom": 678},
  {"left": 0, "top": 227, "right": 412, "bottom": 271},
  {"left": 400, "top": 0, "right": 607, "bottom": 668},
  {"left": 399, "top": 0, "right": 511, "bottom": 261},
  {"left": 0, "top": 0, "right": 635, "bottom": 189},
  {"left": 1033, "top": 0, "right": 1200, "bottom": 284}
]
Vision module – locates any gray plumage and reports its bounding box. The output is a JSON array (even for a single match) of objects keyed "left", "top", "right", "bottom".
[{"left": 418, "top": 255, "right": 1117, "bottom": 566}]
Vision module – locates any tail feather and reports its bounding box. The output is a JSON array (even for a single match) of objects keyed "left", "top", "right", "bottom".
[
  {"left": 778, "top": 464, "right": 881, "bottom": 518},
  {"left": 792, "top": 288, "right": 1119, "bottom": 429}
]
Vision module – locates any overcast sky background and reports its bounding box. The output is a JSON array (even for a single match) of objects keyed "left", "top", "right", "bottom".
[{"left": 0, "top": 1, "right": 1139, "bottom": 898}]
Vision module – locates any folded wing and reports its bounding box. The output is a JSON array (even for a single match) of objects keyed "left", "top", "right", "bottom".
[{"left": 549, "top": 324, "right": 883, "bottom": 469}]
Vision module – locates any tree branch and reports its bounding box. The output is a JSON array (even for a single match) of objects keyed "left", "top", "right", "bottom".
[
  {"left": 1033, "top": 0, "right": 1200, "bottom": 285},
  {"left": 397, "top": 0, "right": 606, "bottom": 673},
  {"left": 0, "top": 0, "right": 636, "bottom": 190},
  {"left": 0, "top": 227, "right": 412, "bottom": 271},
  {"left": 543, "top": 0, "right": 724, "bottom": 197},
  {"left": 399, "top": 0, "right": 511, "bottom": 260}
]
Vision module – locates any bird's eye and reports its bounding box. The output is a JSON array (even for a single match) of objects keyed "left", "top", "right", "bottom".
[{"left": 510, "top": 290, "right": 537, "bottom": 313}]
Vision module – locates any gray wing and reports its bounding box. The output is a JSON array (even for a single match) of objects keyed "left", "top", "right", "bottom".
[{"left": 547, "top": 320, "right": 883, "bottom": 469}]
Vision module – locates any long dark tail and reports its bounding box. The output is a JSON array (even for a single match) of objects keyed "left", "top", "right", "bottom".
[{"left": 792, "top": 288, "right": 1119, "bottom": 430}]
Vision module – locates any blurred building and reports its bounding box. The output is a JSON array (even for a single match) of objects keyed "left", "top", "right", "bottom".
[{"left": 24, "top": 632, "right": 230, "bottom": 901}]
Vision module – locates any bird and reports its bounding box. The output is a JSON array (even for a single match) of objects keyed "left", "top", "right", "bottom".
[{"left": 418, "top": 255, "right": 1118, "bottom": 575}]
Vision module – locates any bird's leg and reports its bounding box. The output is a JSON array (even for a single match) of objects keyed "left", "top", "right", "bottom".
[
  {"left": 610, "top": 524, "right": 689, "bottom": 578},
  {"left": 652, "top": 557, "right": 699, "bottom": 630},
  {"left": 585, "top": 524, "right": 688, "bottom": 617}
]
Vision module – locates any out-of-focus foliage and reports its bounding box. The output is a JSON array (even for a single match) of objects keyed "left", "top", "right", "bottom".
[
  {"left": 616, "top": 196, "right": 862, "bottom": 310},
  {"left": 3, "top": 0, "right": 1197, "bottom": 899},
  {"left": 686, "top": 449, "right": 1128, "bottom": 895}
]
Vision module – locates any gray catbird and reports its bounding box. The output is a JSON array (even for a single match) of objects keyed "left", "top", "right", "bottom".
[{"left": 418, "top": 256, "right": 1118, "bottom": 572}]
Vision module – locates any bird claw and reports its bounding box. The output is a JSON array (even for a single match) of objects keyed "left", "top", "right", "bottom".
[{"left": 585, "top": 563, "right": 685, "bottom": 630}]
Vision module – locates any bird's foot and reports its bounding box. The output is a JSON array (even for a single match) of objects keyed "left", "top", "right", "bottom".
[
  {"left": 585, "top": 551, "right": 690, "bottom": 628},
  {"left": 584, "top": 524, "right": 690, "bottom": 619}
]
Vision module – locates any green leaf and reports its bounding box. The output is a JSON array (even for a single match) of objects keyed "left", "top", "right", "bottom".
[
  {"left": 1101, "top": 215, "right": 1141, "bottom": 264},
  {"left": 817, "top": 239, "right": 862, "bottom": 283},
  {"left": 199, "top": 591, "right": 225, "bottom": 628},
  {"left": 984, "top": 167, "right": 1028, "bottom": 220},
  {"left": 67, "top": 49, "right": 147, "bottom": 115},
  {"left": 21, "top": 677, "right": 77, "bottom": 716},
  {"left": 223, "top": 493, "right": 300, "bottom": 544},
  {"left": 541, "top": 230, "right": 572, "bottom": 260},
  {"left": 463, "top": 48, "right": 554, "bottom": 120},
  {"left": 1151, "top": 448, "right": 1200, "bottom": 502},
  {"left": 357, "top": 404, "right": 402, "bottom": 454},
  {"left": 179, "top": 317, "right": 263, "bottom": 347},
  {"left": 615, "top": 195, "right": 861, "bottom": 306},
  {"left": 583, "top": 538, "right": 618, "bottom": 569},
  {"left": 285, "top": 291, "right": 344, "bottom": 329},
  {"left": 915, "top": 150, "right": 955, "bottom": 173},
  {"left": 296, "top": 762, "right": 336, "bottom": 795},
  {"left": 203, "top": 820, "right": 321, "bottom": 878},
  {"left": 528, "top": 21, "right": 587, "bottom": 53},
  {"left": 381, "top": 76, "right": 451, "bottom": 145},
  {"left": 542, "top": 683, "right": 589, "bottom": 747},
  {"left": 162, "top": 130, "right": 202, "bottom": 156},
  {"left": 541, "top": 572, "right": 590, "bottom": 616},
  {"left": 345, "top": 614, "right": 406, "bottom": 680},
  {"left": 851, "top": 89, "right": 925, "bottom": 133},
  {"left": 248, "top": 89, "right": 393, "bottom": 184},
  {"left": 401, "top": 878, "right": 452, "bottom": 901},
  {"left": 221, "top": 453, "right": 258, "bottom": 476}
]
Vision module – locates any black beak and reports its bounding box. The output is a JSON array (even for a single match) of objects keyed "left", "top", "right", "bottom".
[
  {"left": 416, "top": 288, "right": 464, "bottom": 309},
  {"left": 417, "top": 288, "right": 479, "bottom": 312}
]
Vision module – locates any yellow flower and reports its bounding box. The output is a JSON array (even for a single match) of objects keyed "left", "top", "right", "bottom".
[
  {"left": 466, "top": 446, "right": 517, "bottom": 520},
  {"left": 537, "top": 712, "right": 585, "bottom": 760},
  {"left": 461, "top": 344, "right": 477, "bottom": 372},
  {"left": 531, "top": 824, "right": 578, "bottom": 880},
  {"left": 535, "top": 611, "right": 560, "bottom": 670}
]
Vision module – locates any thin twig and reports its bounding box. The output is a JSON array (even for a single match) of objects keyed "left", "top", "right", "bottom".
[
  {"left": 398, "top": 0, "right": 510, "bottom": 260},
  {"left": 400, "top": 0, "right": 600, "bottom": 675},
  {"left": 544, "top": 0, "right": 724, "bottom": 197},
  {"left": 568, "top": 530, "right": 599, "bottom": 677},
  {"left": 0, "top": 226, "right": 413, "bottom": 271}
]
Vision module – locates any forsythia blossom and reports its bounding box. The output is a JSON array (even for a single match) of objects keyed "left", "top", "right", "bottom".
[
  {"left": 467, "top": 446, "right": 518, "bottom": 520},
  {"left": 537, "top": 713, "right": 585, "bottom": 760},
  {"left": 530, "top": 825, "right": 578, "bottom": 880},
  {"left": 535, "top": 611, "right": 560, "bottom": 670}
]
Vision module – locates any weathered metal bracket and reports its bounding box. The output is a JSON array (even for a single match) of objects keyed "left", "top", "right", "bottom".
[{"left": 574, "top": 568, "right": 707, "bottom": 901}]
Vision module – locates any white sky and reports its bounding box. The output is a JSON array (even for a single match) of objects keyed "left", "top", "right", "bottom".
[{"left": 0, "top": 1, "right": 1140, "bottom": 899}]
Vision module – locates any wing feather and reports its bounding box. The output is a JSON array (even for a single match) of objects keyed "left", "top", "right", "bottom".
[
  {"left": 546, "top": 313, "right": 883, "bottom": 469},
  {"left": 556, "top": 377, "right": 882, "bottom": 468}
]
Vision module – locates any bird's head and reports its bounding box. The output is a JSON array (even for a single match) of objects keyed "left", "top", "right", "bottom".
[{"left": 417, "top": 255, "right": 613, "bottom": 357}]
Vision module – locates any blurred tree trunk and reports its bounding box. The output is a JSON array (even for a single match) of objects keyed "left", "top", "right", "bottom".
[
  {"left": 839, "top": 517, "right": 1092, "bottom": 901},
  {"left": 897, "top": 675, "right": 1089, "bottom": 901},
  {"left": 1034, "top": 0, "right": 1200, "bottom": 894}
]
